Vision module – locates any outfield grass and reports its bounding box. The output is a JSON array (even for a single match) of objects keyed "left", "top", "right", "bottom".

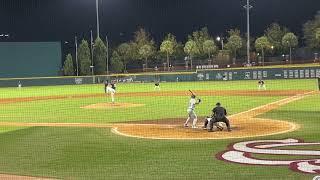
[
  {"left": 0, "top": 95, "right": 282, "bottom": 123},
  {"left": 0, "top": 79, "right": 318, "bottom": 179},
  {"left": 0, "top": 93, "right": 318, "bottom": 180},
  {"left": 0, "top": 79, "right": 317, "bottom": 98},
  {"left": 0, "top": 126, "right": 26, "bottom": 133}
]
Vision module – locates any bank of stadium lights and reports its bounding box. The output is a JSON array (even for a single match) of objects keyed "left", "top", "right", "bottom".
[{"left": 0, "top": 34, "right": 9, "bottom": 38}]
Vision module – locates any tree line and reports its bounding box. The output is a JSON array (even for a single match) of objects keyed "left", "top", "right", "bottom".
[{"left": 63, "top": 11, "right": 320, "bottom": 76}]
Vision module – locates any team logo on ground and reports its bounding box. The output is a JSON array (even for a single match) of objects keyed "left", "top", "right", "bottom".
[{"left": 216, "top": 139, "right": 320, "bottom": 174}]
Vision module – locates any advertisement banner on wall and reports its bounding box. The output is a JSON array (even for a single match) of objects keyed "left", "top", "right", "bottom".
[{"left": 199, "top": 66, "right": 320, "bottom": 81}]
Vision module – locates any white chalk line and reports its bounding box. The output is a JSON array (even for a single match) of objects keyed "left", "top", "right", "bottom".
[
  {"left": 111, "top": 91, "right": 315, "bottom": 140},
  {"left": 110, "top": 122, "right": 300, "bottom": 140}
]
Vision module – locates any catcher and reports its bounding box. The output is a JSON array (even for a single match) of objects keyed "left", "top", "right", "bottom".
[{"left": 203, "top": 102, "right": 232, "bottom": 132}]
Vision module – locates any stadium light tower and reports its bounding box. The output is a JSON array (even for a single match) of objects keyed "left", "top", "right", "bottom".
[
  {"left": 243, "top": 0, "right": 253, "bottom": 65},
  {"left": 95, "top": 0, "right": 100, "bottom": 38}
]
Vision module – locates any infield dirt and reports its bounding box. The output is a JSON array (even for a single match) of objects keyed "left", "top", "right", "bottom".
[
  {"left": 0, "top": 90, "right": 316, "bottom": 179},
  {"left": 0, "top": 90, "right": 315, "bottom": 140}
]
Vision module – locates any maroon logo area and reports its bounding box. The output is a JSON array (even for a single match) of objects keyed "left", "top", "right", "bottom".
[{"left": 216, "top": 138, "right": 320, "bottom": 174}]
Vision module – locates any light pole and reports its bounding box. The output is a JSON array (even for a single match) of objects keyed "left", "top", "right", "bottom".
[
  {"left": 95, "top": 0, "right": 100, "bottom": 38},
  {"left": 64, "top": 38, "right": 79, "bottom": 76},
  {"left": 216, "top": 36, "right": 224, "bottom": 50},
  {"left": 105, "top": 35, "right": 109, "bottom": 75},
  {"left": 90, "top": 30, "right": 96, "bottom": 83},
  {"left": 75, "top": 36, "right": 79, "bottom": 76},
  {"left": 243, "top": 0, "right": 253, "bottom": 65},
  {"left": 90, "top": 65, "right": 95, "bottom": 83},
  {"left": 90, "top": 30, "right": 94, "bottom": 73}
]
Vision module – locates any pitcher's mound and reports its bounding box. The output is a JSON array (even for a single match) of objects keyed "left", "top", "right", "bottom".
[{"left": 82, "top": 102, "right": 145, "bottom": 109}]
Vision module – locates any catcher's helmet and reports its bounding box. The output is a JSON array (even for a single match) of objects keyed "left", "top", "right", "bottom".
[{"left": 216, "top": 102, "right": 221, "bottom": 106}]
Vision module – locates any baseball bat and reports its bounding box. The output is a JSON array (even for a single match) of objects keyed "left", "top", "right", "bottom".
[
  {"left": 189, "top": 89, "right": 202, "bottom": 103},
  {"left": 189, "top": 89, "right": 195, "bottom": 96}
]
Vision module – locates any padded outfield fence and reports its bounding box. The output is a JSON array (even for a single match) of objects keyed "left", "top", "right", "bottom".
[{"left": 0, "top": 66, "right": 320, "bottom": 88}]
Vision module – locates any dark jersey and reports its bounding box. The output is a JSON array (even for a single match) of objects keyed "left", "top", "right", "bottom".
[
  {"left": 111, "top": 83, "right": 116, "bottom": 90},
  {"left": 212, "top": 106, "right": 227, "bottom": 119},
  {"left": 104, "top": 82, "right": 108, "bottom": 93},
  {"left": 258, "top": 80, "right": 265, "bottom": 85}
]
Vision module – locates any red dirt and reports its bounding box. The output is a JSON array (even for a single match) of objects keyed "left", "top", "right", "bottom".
[
  {"left": 0, "top": 90, "right": 310, "bottom": 105},
  {"left": 81, "top": 102, "right": 145, "bottom": 109},
  {"left": 0, "top": 90, "right": 316, "bottom": 178},
  {"left": 0, "top": 174, "right": 56, "bottom": 180},
  {"left": 112, "top": 91, "right": 316, "bottom": 140}
]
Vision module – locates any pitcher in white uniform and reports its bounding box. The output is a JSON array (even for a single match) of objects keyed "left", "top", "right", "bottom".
[{"left": 105, "top": 81, "right": 116, "bottom": 103}]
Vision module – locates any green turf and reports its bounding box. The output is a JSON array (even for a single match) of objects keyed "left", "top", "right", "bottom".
[
  {"left": 259, "top": 94, "right": 320, "bottom": 141},
  {"left": 0, "top": 79, "right": 318, "bottom": 179},
  {"left": 0, "top": 95, "right": 282, "bottom": 123},
  {"left": 0, "top": 79, "right": 317, "bottom": 98},
  {"left": 0, "top": 124, "right": 316, "bottom": 180},
  {"left": 0, "top": 127, "right": 25, "bottom": 134}
]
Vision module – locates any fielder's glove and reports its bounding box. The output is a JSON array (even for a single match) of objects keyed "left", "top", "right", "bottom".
[{"left": 198, "top": 99, "right": 201, "bottom": 103}]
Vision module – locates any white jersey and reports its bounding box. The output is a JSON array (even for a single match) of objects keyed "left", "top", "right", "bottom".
[
  {"left": 106, "top": 86, "right": 116, "bottom": 94},
  {"left": 187, "top": 98, "right": 197, "bottom": 110}
]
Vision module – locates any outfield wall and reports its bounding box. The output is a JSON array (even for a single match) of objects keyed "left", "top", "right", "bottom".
[
  {"left": 0, "top": 66, "right": 320, "bottom": 87},
  {"left": 0, "top": 42, "right": 62, "bottom": 78},
  {"left": 197, "top": 67, "right": 320, "bottom": 81}
]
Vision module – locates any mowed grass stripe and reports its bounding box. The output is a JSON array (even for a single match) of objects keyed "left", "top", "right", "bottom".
[
  {"left": 0, "top": 79, "right": 317, "bottom": 98},
  {"left": 0, "top": 96, "right": 283, "bottom": 123}
]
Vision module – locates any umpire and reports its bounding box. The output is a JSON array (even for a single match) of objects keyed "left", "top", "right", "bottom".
[{"left": 208, "top": 102, "right": 232, "bottom": 132}]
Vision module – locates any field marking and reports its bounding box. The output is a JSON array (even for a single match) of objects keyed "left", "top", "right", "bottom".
[
  {"left": 111, "top": 121, "right": 300, "bottom": 140},
  {"left": 0, "top": 91, "right": 316, "bottom": 140},
  {"left": 0, "top": 90, "right": 312, "bottom": 105},
  {"left": 0, "top": 122, "right": 114, "bottom": 128},
  {"left": 229, "top": 90, "right": 316, "bottom": 118},
  {"left": 111, "top": 91, "right": 315, "bottom": 140},
  {"left": 0, "top": 173, "right": 57, "bottom": 180}
]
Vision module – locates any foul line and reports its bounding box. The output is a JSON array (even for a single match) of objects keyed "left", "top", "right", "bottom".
[
  {"left": 111, "top": 91, "right": 315, "bottom": 140},
  {"left": 0, "top": 91, "right": 316, "bottom": 140},
  {"left": 110, "top": 122, "right": 300, "bottom": 140}
]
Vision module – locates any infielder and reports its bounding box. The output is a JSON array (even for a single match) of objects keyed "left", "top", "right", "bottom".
[
  {"left": 104, "top": 81, "right": 116, "bottom": 103},
  {"left": 184, "top": 94, "right": 201, "bottom": 128},
  {"left": 258, "top": 79, "right": 266, "bottom": 90},
  {"left": 154, "top": 82, "right": 160, "bottom": 91},
  {"left": 17, "top": 81, "right": 22, "bottom": 88},
  {"left": 203, "top": 102, "right": 231, "bottom": 132}
]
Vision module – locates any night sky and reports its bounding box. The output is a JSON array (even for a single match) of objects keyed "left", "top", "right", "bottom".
[{"left": 1, "top": 0, "right": 320, "bottom": 45}]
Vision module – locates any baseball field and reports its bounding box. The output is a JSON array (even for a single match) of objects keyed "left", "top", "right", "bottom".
[{"left": 0, "top": 79, "right": 319, "bottom": 179}]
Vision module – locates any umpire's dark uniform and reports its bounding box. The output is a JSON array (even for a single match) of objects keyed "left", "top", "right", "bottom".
[{"left": 209, "top": 103, "right": 231, "bottom": 132}]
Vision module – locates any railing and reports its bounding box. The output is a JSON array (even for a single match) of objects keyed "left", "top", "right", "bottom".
[{"left": 126, "top": 59, "right": 320, "bottom": 73}]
